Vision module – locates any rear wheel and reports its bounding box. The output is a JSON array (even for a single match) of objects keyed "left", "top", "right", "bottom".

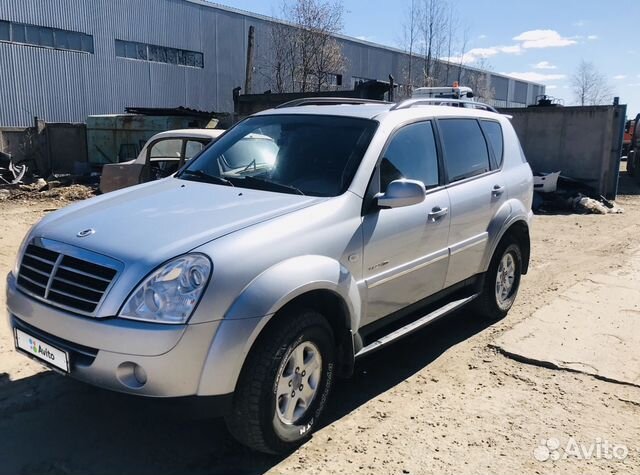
[
  {"left": 476, "top": 238, "right": 522, "bottom": 321},
  {"left": 225, "top": 308, "right": 335, "bottom": 454}
]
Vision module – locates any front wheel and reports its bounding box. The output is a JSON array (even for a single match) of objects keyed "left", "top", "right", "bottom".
[
  {"left": 225, "top": 309, "right": 335, "bottom": 454},
  {"left": 476, "top": 239, "right": 522, "bottom": 321}
]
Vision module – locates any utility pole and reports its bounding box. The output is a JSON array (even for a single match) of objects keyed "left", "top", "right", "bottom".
[{"left": 244, "top": 26, "right": 255, "bottom": 94}]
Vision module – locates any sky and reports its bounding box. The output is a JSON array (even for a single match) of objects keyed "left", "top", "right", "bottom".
[{"left": 217, "top": 0, "right": 639, "bottom": 116}]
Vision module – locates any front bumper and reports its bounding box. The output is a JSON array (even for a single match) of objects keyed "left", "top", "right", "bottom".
[{"left": 6, "top": 272, "right": 228, "bottom": 397}]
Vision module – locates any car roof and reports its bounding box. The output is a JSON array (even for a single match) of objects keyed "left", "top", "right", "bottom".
[
  {"left": 149, "top": 128, "right": 225, "bottom": 140},
  {"left": 253, "top": 103, "right": 502, "bottom": 121}
]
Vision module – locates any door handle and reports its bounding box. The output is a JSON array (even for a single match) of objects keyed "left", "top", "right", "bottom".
[
  {"left": 492, "top": 185, "right": 505, "bottom": 197},
  {"left": 428, "top": 206, "right": 449, "bottom": 222}
]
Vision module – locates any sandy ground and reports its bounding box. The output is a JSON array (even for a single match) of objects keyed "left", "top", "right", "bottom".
[{"left": 1, "top": 174, "right": 640, "bottom": 475}]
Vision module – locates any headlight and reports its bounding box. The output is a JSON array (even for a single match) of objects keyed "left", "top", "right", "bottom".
[{"left": 119, "top": 254, "right": 212, "bottom": 324}]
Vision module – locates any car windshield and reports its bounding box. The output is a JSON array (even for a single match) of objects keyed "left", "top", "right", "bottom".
[{"left": 178, "top": 114, "right": 378, "bottom": 197}]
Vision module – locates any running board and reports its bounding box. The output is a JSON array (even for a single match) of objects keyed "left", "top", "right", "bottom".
[{"left": 355, "top": 293, "right": 479, "bottom": 358}]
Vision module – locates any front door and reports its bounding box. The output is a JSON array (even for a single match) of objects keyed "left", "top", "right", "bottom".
[{"left": 362, "top": 120, "right": 451, "bottom": 325}]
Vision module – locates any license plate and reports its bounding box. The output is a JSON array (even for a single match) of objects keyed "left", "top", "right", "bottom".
[{"left": 14, "top": 328, "right": 70, "bottom": 373}]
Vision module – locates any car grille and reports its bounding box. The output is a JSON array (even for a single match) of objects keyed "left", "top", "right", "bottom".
[{"left": 17, "top": 244, "right": 118, "bottom": 315}]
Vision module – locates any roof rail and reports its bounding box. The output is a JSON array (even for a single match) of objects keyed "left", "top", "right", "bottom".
[
  {"left": 275, "top": 97, "right": 392, "bottom": 109},
  {"left": 391, "top": 98, "right": 499, "bottom": 113}
]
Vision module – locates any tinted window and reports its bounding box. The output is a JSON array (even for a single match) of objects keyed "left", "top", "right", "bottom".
[
  {"left": 25, "top": 25, "right": 40, "bottom": 44},
  {"left": 115, "top": 39, "right": 203, "bottom": 68},
  {"left": 40, "top": 28, "right": 55, "bottom": 47},
  {"left": 149, "top": 139, "right": 183, "bottom": 159},
  {"left": 11, "top": 23, "right": 25, "bottom": 43},
  {"left": 0, "top": 21, "right": 9, "bottom": 41},
  {"left": 181, "top": 115, "right": 378, "bottom": 197},
  {"left": 80, "top": 34, "right": 94, "bottom": 53},
  {"left": 439, "top": 119, "right": 490, "bottom": 182},
  {"left": 480, "top": 120, "right": 504, "bottom": 167},
  {"left": 114, "top": 39, "right": 126, "bottom": 57},
  {"left": 66, "top": 31, "right": 82, "bottom": 51},
  {"left": 380, "top": 121, "right": 439, "bottom": 190}
]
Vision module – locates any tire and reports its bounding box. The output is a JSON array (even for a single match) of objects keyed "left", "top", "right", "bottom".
[
  {"left": 476, "top": 237, "right": 522, "bottom": 322},
  {"left": 225, "top": 308, "right": 335, "bottom": 454}
]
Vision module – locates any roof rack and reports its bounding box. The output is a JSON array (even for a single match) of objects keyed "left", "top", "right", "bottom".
[
  {"left": 275, "top": 97, "right": 392, "bottom": 109},
  {"left": 390, "top": 98, "right": 499, "bottom": 113}
]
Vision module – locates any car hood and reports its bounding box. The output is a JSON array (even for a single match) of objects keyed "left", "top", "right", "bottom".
[{"left": 32, "top": 178, "right": 324, "bottom": 265}]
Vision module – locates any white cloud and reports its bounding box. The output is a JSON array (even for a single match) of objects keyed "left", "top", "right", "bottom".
[
  {"left": 533, "top": 61, "right": 557, "bottom": 70},
  {"left": 502, "top": 71, "right": 567, "bottom": 83},
  {"left": 587, "top": 35, "right": 598, "bottom": 40},
  {"left": 513, "top": 30, "right": 577, "bottom": 49},
  {"left": 447, "top": 44, "right": 522, "bottom": 64},
  {"left": 478, "top": 34, "right": 487, "bottom": 40},
  {"left": 546, "top": 85, "right": 558, "bottom": 90},
  {"left": 613, "top": 75, "right": 627, "bottom": 80},
  {"left": 573, "top": 20, "right": 587, "bottom": 27}
]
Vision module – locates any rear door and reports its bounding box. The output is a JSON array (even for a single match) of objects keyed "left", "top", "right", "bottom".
[
  {"left": 438, "top": 118, "right": 507, "bottom": 287},
  {"left": 362, "top": 120, "right": 451, "bottom": 324}
]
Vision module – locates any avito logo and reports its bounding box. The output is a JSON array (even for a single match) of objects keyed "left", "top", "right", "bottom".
[{"left": 28, "top": 338, "right": 56, "bottom": 362}]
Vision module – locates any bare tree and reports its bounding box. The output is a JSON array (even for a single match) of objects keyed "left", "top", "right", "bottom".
[
  {"left": 465, "top": 58, "right": 495, "bottom": 102},
  {"left": 455, "top": 25, "right": 470, "bottom": 83},
  {"left": 269, "top": 0, "right": 346, "bottom": 93},
  {"left": 571, "top": 60, "right": 613, "bottom": 106},
  {"left": 419, "top": 0, "right": 447, "bottom": 86},
  {"left": 443, "top": 3, "right": 457, "bottom": 85},
  {"left": 400, "top": 0, "right": 421, "bottom": 95}
]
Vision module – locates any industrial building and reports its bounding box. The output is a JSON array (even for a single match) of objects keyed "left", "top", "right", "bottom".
[{"left": 0, "top": 0, "right": 545, "bottom": 128}]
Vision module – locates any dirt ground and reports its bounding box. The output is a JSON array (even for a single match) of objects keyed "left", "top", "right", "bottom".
[{"left": 1, "top": 174, "right": 639, "bottom": 475}]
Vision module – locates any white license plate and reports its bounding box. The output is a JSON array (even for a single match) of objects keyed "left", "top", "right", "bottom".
[{"left": 14, "top": 328, "right": 70, "bottom": 373}]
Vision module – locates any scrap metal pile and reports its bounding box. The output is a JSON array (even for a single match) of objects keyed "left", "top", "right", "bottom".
[
  {"left": 0, "top": 151, "right": 27, "bottom": 185},
  {"left": 0, "top": 150, "right": 96, "bottom": 203},
  {"left": 532, "top": 171, "right": 624, "bottom": 215}
]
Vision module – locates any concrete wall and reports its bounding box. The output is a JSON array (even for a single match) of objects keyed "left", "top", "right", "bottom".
[
  {"left": 501, "top": 105, "right": 627, "bottom": 199},
  {"left": 1, "top": 121, "right": 87, "bottom": 175}
]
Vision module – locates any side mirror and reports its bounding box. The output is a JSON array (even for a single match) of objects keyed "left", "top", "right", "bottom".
[{"left": 376, "top": 179, "right": 426, "bottom": 209}]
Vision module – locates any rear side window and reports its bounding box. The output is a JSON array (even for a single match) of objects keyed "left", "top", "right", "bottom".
[
  {"left": 480, "top": 120, "right": 504, "bottom": 167},
  {"left": 380, "top": 121, "right": 439, "bottom": 190},
  {"left": 149, "top": 139, "right": 183, "bottom": 159},
  {"left": 439, "top": 119, "right": 490, "bottom": 182}
]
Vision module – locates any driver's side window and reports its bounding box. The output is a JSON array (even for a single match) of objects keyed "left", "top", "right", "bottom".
[{"left": 379, "top": 121, "right": 440, "bottom": 191}]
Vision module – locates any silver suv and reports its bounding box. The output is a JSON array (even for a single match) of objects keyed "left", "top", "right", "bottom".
[{"left": 7, "top": 98, "right": 533, "bottom": 453}]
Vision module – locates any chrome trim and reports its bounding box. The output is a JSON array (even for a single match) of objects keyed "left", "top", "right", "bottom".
[
  {"left": 16, "top": 238, "right": 124, "bottom": 318},
  {"left": 450, "top": 233, "right": 488, "bottom": 256},
  {"left": 57, "top": 265, "right": 112, "bottom": 282},
  {"left": 44, "top": 254, "right": 64, "bottom": 299},
  {"left": 365, "top": 248, "right": 449, "bottom": 289}
]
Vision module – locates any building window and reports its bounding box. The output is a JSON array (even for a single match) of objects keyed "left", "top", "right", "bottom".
[
  {"left": 115, "top": 39, "right": 204, "bottom": 69},
  {"left": 351, "top": 76, "right": 374, "bottom": 88},
  {"left": 326, "top": 73, "right": 342, "bottom": 86},
  {"left": 0, "top": 19, "right": 93, "bottom": 53}
]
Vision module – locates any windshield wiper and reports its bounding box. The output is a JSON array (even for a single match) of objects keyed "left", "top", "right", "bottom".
[
  {"left": 229, "top": 176, "right": 305, "bottom": 195},
  {"left": 180, "top": 169, "right": 234, "bottom": 187}
]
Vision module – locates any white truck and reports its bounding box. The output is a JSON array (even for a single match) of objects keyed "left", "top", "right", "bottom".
[{"left": 412, "top": 84, "right": 474, "bottom": 100}]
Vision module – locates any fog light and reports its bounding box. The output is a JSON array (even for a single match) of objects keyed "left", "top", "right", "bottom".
[{"left": 116, "top": 361, "right": 147, "bottom": 389}]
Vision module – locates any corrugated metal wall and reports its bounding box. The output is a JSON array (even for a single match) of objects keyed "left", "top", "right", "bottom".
[{"left": 0, "top": 0, "right": 544, "bottom": 127}]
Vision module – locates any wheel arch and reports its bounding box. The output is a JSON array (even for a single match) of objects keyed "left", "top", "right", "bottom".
[
  {"left": 197, "top": 256, "right": 361, "bottom": 395},
  {"left": 489, "top": 218, "right": 531, "bottom": 274}
]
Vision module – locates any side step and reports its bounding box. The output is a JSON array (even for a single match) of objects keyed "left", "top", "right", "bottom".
[{"left": 355, "top": 293, "right": 479, "bottom": 358}]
